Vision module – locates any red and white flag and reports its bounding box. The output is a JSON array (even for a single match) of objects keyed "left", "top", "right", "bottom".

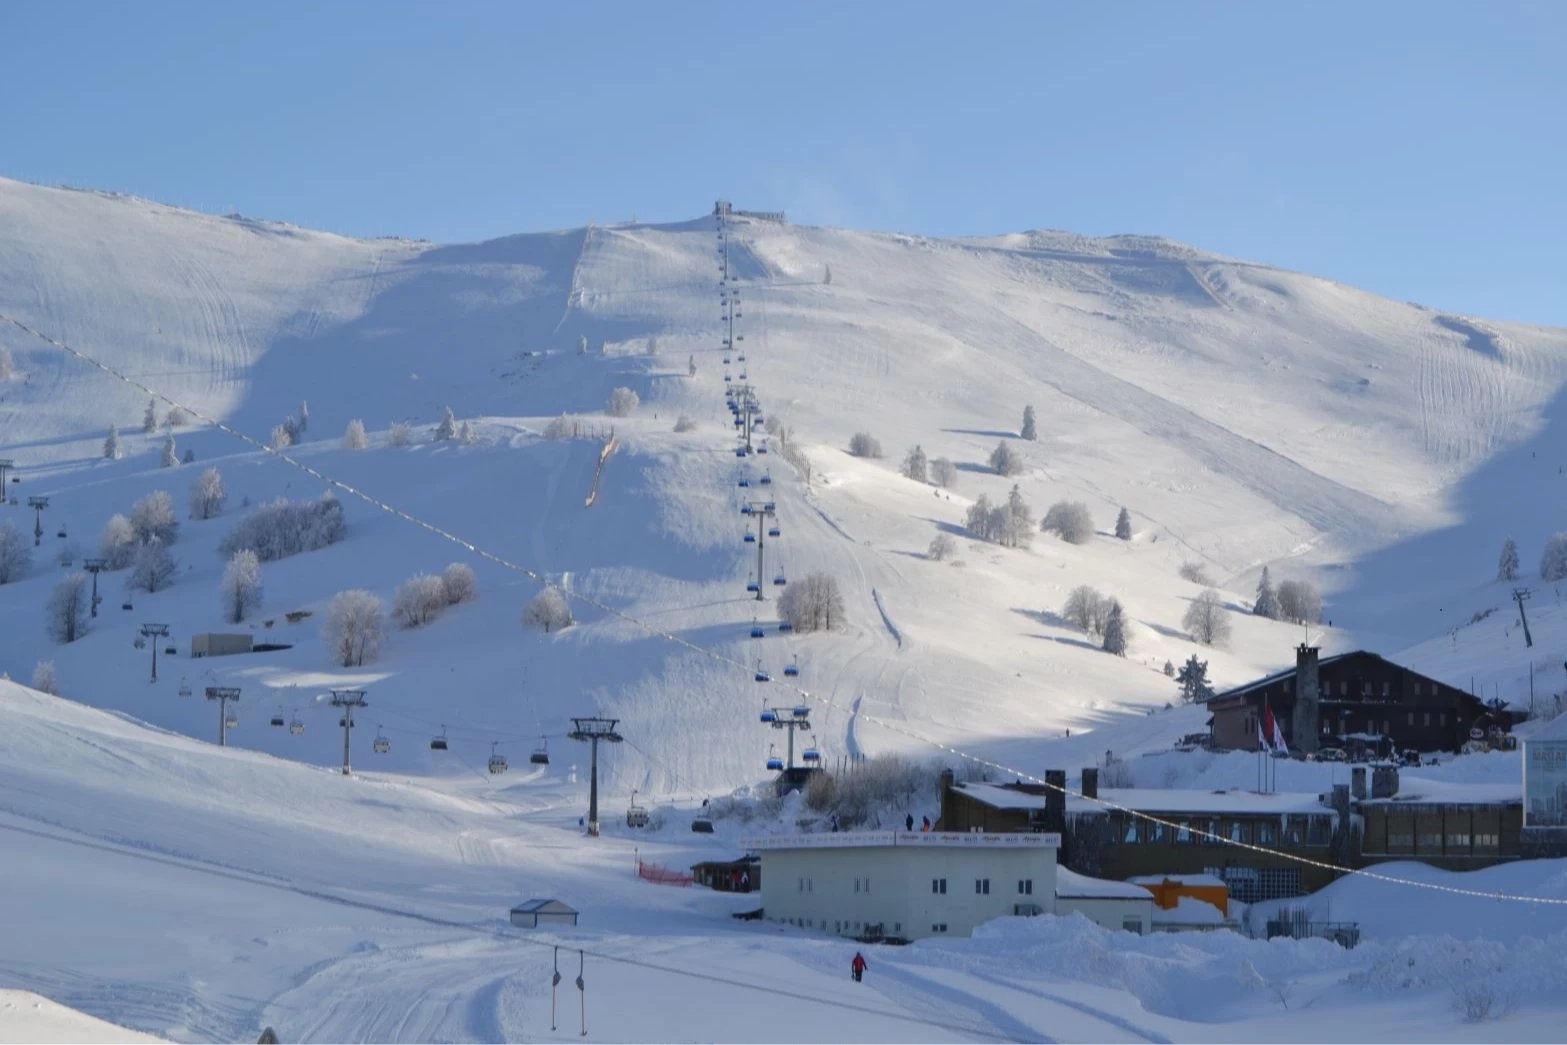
[
  {"left": 1256, "top": 711, "right": 1272, "bottom": 753},
  {"left": 1265, "top": 703, "right": 1288, "bottom": 755}
]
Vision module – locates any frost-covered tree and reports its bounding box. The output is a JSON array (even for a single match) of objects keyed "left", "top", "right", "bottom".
[
  {"left": 998, "top": 485, "right": 1035, "bottom": 548},
  {"left": 269, "top": 424, "right": 294, "bottom": 451},
  {"left": 297, "top": 400, "right": 309, "bottom": 433},
  {"left": 45, "top": 573, "right": 89, "bottom": 644},
  {"left": 31, "top": 660, "right": 58, "bottom": 696},
  {"left": 1498, "top": 537, "right": 1520, "bottom": 582},
  {"left": 387, "top": 422, "right": 412, "bottom": 447},
  {"left": 189, "top": 467, "right": 226, "bottom": 520},
  {"left": 103, "top": 425, "right": 121, "bottom": 460},
  {"left": 1276, "top": 579, "right": 1324, "bottom": 625},
  {"left": 220, "top": 549, "right": 263, "bottom": 623},
  {"left": 343, "top": 419, "right": 369, "bottom": 450},
  {"left": 824, "top": 264, "right": 832, "bottom": 285},
  {"left": 1102, "top": 598, "right": 1128, "bottom": 656},
  {"left": 1541, "top": 534, "right": 1567, "bottom": 580},
  {"left": 543, "top": 414, "right": 576, "bottom": 440},
  {"left": 142, "top": 399, "right": 158, "bottom": 434},
  {"left": 1178, "top": 561, "right": 1212, "bottom": 585},
  {"left": 1253, "top": 566, "right": 1280, "bottom": 619},
  {"left": 100, "top": 513, "right": 138, "bottom": 569},
  {"left": 672, "top": 414, "right": 696, "bottom": 433},
  {"left": 1162, "top": 659, "right": 1175, "bottom": 677},
  {"left": 218, "top": 492, "right": 345, "bottom": 563},
  {"left": 577, "top": 334, "right": 589, "bottom": 356},
  {"left": 989, "top": 440, "right": 1023, "bottom": 477},
  {"left": 0, "top": 520, "right": 30, "bottom": 584},
  {"left": 901, "top": 445, "right": 928, "bottom": 483},
  {"left": 1020, "top": 405, "right": 1037, "bottom": 441},
  {"left": 1183, "top": 587, "right": 1231, "bottom": 647},
  {"left": 434, "top": 406, "right": 458, "bottom": 441},
  {"left": 777, "top": 572, "right": 845, "bottom": 632},
  {"left": 393, "top": 573, "right": 448, "bottom": 628},
  {"left": 1041, "top": 501, "right": 1094, "bottom": 544},
  {"left": 688, "top": 354, "right": 697, "bottom": 378},
  {"left": 966, "top": 494, "right": 996, "bottom": 542},
  {"left": 182, "top": 449, "right": 195, "bottom": 464},
  {"left": 166, "top": 405, "right": 190, "bottom": 427},
  {"left": 848, "top": 432, "right": 883, "bottom": 459},
  {"left": 522, "top": 587, "right": 574, "bottom": 632},
  {"left": 457, "top": 420, "right": 476, "bottom": 445},
  {"left": 1176, "top": 655, "right": 1213, "bottom": 704},
  {"left": 645, "top": 336, "right": 659, "bottom": 357},
  {"left": 930, "top": 457, "right": 958, "bottom": 489},
  {"left": 322, "top": 589, "right": 384, "bottom": 667},
  {"left": 441, "top": 562, "right": 477, "bottom": 605},
  {"left": 0, "top": 346, "right": 14, "bottom": 381},
  {"left": 607, "top": 387, "right": 640, "bottom": 418},
  {"left": 160, "top": 435, "right": 178, "bottom": 468},
  {"left": 927, "top": 533, "right": 957, "bottom": 561},
  {"left": 128, "top": 537, "right": 177, "bottom": 593},
  {"left": 1114, "top": 507, "right": 1132, "bottom": 541},
  {"left": 1063, "top": 585, "right": 1111, "bottom": 637},
  {"left": 129, "top": 490, "right": 179, "bottom": 546}
]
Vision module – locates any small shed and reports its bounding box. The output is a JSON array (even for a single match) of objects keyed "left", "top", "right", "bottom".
[
  {"left": 510, "top": 898, "right": 578, "bottom": 929},
  {"left": 1054, "top": 867, "right": 1154, "bottom": 935},
  {"left": 191, "top": 633, "right": 253, "bottom": 658}
]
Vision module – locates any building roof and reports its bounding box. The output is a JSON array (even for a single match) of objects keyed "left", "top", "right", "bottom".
[
  {"left": 1527, "top": 712, "right": 1567, "bottom": 744},
  {"left": 1126, "top": 873, "right": 1227, "bottom": 888},
  {"left": 511, "top": 899, "right": 577, "bottom": 915},
  {"left": 740, "top": 829, "right": 1059, "bottom": 851},
  {"left": 1207, "top": 652, "right": 1360, "bottom": 704},
  {"left": 1055, "top": 867, "right": 1155, "bottom": 901},
  {"left": 954, "top": 781, "right": 1330, "bottom": 816},
  {"left": 1358, "top": 778, "right": 1520, "bottom": 806},
  {"left": 1150, "top": 895, "right": 1228, "bottom": 925}
]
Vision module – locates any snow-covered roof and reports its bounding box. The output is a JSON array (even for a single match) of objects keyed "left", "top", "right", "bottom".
[
  {"left": 1055, "top": 867, "right": 1155, "bottom": 901},
  {"left": 1150, "top": 895, "right": 1227, "bottom": 925},
  {"left": 1527, "top": 712, "right": 1567, "bottom": 744},
  {"left": 1359, "top": 779, "right": 1520, "bottom": 806},
  {"left": 512, "top": 898, "right": 577, "bottom": 914},
  {"left": 1126, "top": 873, "right": 1227, "bottom": 888},
  {"left": 741, "top": 829, "right": 1059, "bottom": 851},
  {"left": 956, "top": 781, "right": 1332, "bottom": 816}
]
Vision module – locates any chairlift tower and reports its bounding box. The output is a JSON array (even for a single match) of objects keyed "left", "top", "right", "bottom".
[
  {"left": 139, "top": 622, "right": 170, "bottom": 682},
  {"left": 760, "top": 705, "right": 811, "bottom": 769},
  {"left": 82, "top": 558, "right": 106, "bottom": 617},
  {"left": 0, "top": 459, "right": 15, "bottom": 497},
  {"left": 1513, "top": 588, "right": 1534, "bottom": 648},
  {"left": 27, "top": 495, "right": 49, "bottom": 546},
  {"left": 205, "top": 685, "right": 240, "bottom": 747},
  {"left": 567, "top": 717, "right": 623, "bottom": 837},
  {"left": 330, "top": 689, "right": 368, "bottom": 776},
  {"left": 745, "top": 500, "right": 777, "bottom": 602}
]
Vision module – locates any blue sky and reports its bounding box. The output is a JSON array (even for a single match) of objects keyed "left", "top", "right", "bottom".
[{"left": 2, "top": 0, "right": 1563, "bottom": 325}]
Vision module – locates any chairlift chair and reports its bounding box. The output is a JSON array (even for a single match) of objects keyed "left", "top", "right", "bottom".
[
  {"left": 56, "top": 528, "right": 67, "bottom": 539},
  {"left": 740, "top": 504, "right": 754, "bottom": 515},
  {"left": 177, "top": 678, "right": 192, "bottom": 698},
  {"left": 430, "top": 725, "right": 449, "bottom": 751},
  {"left": 270, "top": 710, "right": 285, "bottom": 728},
  {"left": 122, "top": 601, "right": 133, "bottom": 611},
  {"left": 760, "top": 705, "right": 777, "bottom": 723},
  {"left": 765, "top": 746, "right": 784, "bottom": 772},
  {"left": 373, "top": 726, "right": 390, "bottom": 755},
  {"left": 743, "top": 532, "right": 756, "bottom": 543},
  {"left": 692, "top": 806, "right": 714, "bottom": 833},
  {"left": 753, "top": 414, "right": 764, "bottom": 425},
  {"left": 164, "top": 645, "right": 176, "bottom": 656},
  {"left": 768, "top": 525, "right": 780, "bottom": 538},
  {"left": 626, "top": 790, "right": 650, "bottom": 829},
  {"left": 778, "top": 620, "right": 794, "bottom": 633},
  {"left": 133, "top": 636, "right": 146, "bottom": 650},
  {"left": 773, "top": 573, "right": 787, "bottom": 586},
  {"left": 288, "top": 715, "right": 305, "bottom": 736},
  {"left": 488, "top": 741, "right": 509, "bottom": 775},
  {"left": 792, "top": 705, "right": 810, "bottom": 719},
  {"left": 802, "top": 738, "right": 821, "bottom": 765},
  {"left": 755, "top": 444, "right": 768, "bottom": 455},
  {"left": 759, "top": 472, "right": 772, "bottom": 485},
  {"left": 723, "top": 356, "right": 732, "bottom": 364},
  {"left": 754, "top": 661, "right": 771, "bottom": 683},
  {"left": 737, "top": 477, "right": 750, "bottom": 487},
  {"left": 750, "top": 621, "right": 765, "bottom": 638},
  {"left": 746, "top": 579, "right": 760, "bottom": 593},
  {"left": 736, "top": 334, "right": 744, "bottom": 341},
  {"left": 530, "top": 737, "right": 550, "bottom": 765},
  {"left": 784, "top": 656, "right": 800, "bottom": 678},
  {"left": 734, "top": 448, "right": 747, "bottom": 457},
  {"left": 224, "top": 713, "right": 239, "bottom": 729},
  {"left": 763, "top": 501, "right": 776, "bottom": 512},
  {"left": 738, "top": 372, "right": 747, "bottom": 380}
]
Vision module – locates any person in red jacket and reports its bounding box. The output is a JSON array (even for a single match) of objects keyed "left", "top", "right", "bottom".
[{"left": 851, "top": 952, "right": 867, "bottom": 983}]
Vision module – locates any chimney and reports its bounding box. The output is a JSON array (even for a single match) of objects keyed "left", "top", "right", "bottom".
[
  {"left": 1081, "top": 767, "right": 1099, "bottom": 801},
  {"left": 937, "top": 768, "right": 956, "bottom": 830},
  {"left": 1291, "top": 645, "right": 1321, "bottom": 756},
  {"left": 1372, "top": 765, "right": 1399, "bottom": 800},
  {"left": 1350, "top": 767, "right": 1367, "bottom": 800},
  {"left": 1043, "top": 769, "right": 1066, "bottom": 833}
]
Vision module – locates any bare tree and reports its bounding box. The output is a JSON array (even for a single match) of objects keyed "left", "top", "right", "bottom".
[
  {"left": 322, "top": 589, "right": 385, "bottom": 667},
  {"left": 441, "top": 562, "right": 477, "bottom": 605},
  {"left": 434, "top": 407, "right": 458, "bottom": 441},
  {"left": 1020, "top": 405, "right": 1037, "bottom": 441},
  {"left": 901, "top": 445, "right": 929, "bottom": 483},
  {"left": 523, "top": 587, "right": 575, "bottom": 632},
  {"left": 927, "top": 533, "right": 957, "bottom": 561},
  {"left": 189, "top": 467, "right": 227, "bottom": 520},
  {"left": 1183, "top": 587, "right": 1231, "bottom": 647},
  {"left": 1041, "top": 501, "right": 1093, "bottom": 544},
  {"left": 989, "top": 440, "right": 1023, "bottom": 477},
  {"left": 166, "top": 405, "right": 190, "bottom": 427},
  {"left": 100, "top": 514, "right": 138, "bottom": 569},
  {"left": 848, "top": 432, "right": 882, "bottom": 459},
  {"left": 930, "top": 457, "right": 958, "bottom": 489},
  {"left": 1276, "top": 579, "right": 1324, "bottom": 625},
  {"left": 128, "top": 538, "right": 178, "bottom": 593},
  {"left": 387, "top": 422, "right": 412, "bottom": 447},
  {"left": 0, "top": 520, "right": 30, "bottom": 584},
  {"left": 966, "top": 494, "right": 996, "bottom": 541},
  {"left": 1179, "top": 561, "right": 1213, "bottom": 585},
  {"left": 343, "top": 419, "right": 369, "bottom": 450},
  {"left": 607, "top": 387, "right": 640, "bottom": 417},
  {"left": 45, "top": 573, "right": 90, "bottom": 644},
  {"left": 129, "top": 491, "right": 179, "bottom": 546},
  {"left": 1114, "top": 507, "right": 1132, "bottom": 540},
  {"left": 778, "top": 572, "right": 845, "bottom": 632},
  {"left": 1063, "top": 585, "right": 1111, "bottom": 637},
  {"left": 220, "top": 549, "right": 263, "bottom": 623},
  {"left": 393, "top": 573, "right": 448, "bottom": 628},
  {"left": 31, "top": 659, "right": 58, "bottom": 695}
]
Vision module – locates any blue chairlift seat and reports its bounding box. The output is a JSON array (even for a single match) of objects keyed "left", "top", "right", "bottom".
[
  {"left": 802, "top": 747, "right": 820, "bottom": 764},
  {"left": 756, "top": 445, "right": 768, "bottom": 454},
  {"left": 778, "top": 621, "right": 794, "bottom": 633},
  {"left": 755, "top": 668, "right": 771, "bottom": 683},
  {"left": 724, "top": 374, "right": 732, "bottom": 383},
  {"left": 746, "top": 581, "right": 760, "bottom": 593},
  {"left": 734, "top": 448, "right": 747, "bottom": 457},
  {"left": 738, "top": 478, "right": 750, "bottom": 487},
  {"left": 740, "top": 504, "right": 753, "bottom": 514},
  {"left": 766, "top": 756, "right": 784, "bottom": 771},
  {"left": 792, "top": 705, "right": 810, "bottom": 718},
  {"left": 760, "top": 708, "right": 777, "bottom": 723},
  {"left": 768, "top": 526, "right": 780, "bottom": 537},
  {"left": 784, "top": 659, "right": 800, "bottom": 677},
  {"left": 774, "top": 574, "right": 786, "bottom": 586},
  {"left": 723, "top": 356, "right": 731, "bottom": 364},
  {"left": 744, "top": 533, "right": 756, "bottom": 543},
  {"left": 750, "top": 624, "right": 765, "bottom": 638},
  {"left": 753, "top": 415, "right": 764, "bottom": 425},
  {"left": 759, "top": 472, "right": 772, "bottom": 485},
  {"left": 764, "top": 502, "right": 776, "bottom": 512},
  {"left": 270, "top": 713, "right": 285, "bottom": 728}
]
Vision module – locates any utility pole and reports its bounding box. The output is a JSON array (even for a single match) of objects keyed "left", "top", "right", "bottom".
[
  {"left": 139, "top": 622, "right": 170, "bottom": 682},
  {"left": 567, "top": 717, "right": 623, "bottom": 836},
  {"left": 82, "top": 558, "right": 106, "bottom": 617},
  {"left": 205, "top": 685, "right": 240, "bottom": 746},
  {"left": 27, "top": 495, "right": 49, "bottom": 546},
  {"left": 0, "top": 459, "right": 15, "bottom": 499},
  {"left": 330, "top": 689, "right": 368, "bottom": 776},
  {"left": 1513, "top": 588, "right": 1534, "bottom": 648},
  {"left": 762, "top": 706, "right": 811, "bottom": 769},
  {"left": 744, "top": 500, "right": 777, "bottom": 601}
]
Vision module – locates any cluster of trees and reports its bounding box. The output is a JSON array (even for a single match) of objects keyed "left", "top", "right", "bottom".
[
  {"left": 1179, "top": 561, "right": 1213, "bottom": 585},
  {"left": 393, "top": 563, "right": 478, "bottom": 628},
  {"left": 1041, "top": 500, "right": 1093, "bottom": 544},
  {"left": 431, "top": 406, "right": 476, "bottom": 444},
  {"left": 967, "top": 485, "right": 1034, "bottom": 548},
  {"left": 778, "top": 572, "right": 845, "bottom": 632},
  {"left": 217, "top": 492, "right": 345, "bottom": 563},
  {"left": 101, "top": 490, "right": 180, "bottom": 571},
  {"left": 1252, "top": 567, "right": 1322, "bottom": 624},
  {"left": 1063, "top": 585, "right": 1114, "bottom": 637},
  {"left": 848, "top": 432, "right": 882, "bottom": 459},
  {"left": 387, "top": 422, "right": 412, "bottom": 447},
  {"left": 1534, "top": 534, "right": 1567, "bottom": 582},
  {"left": 522, "top": 587, "right": 574, "bottom": 632},
  {"left": 0, "top": 521, "right": 30, "bottom": 585}
]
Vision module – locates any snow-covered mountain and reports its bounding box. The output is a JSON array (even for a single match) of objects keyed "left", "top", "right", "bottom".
[{"left": 2, "top": 176, "right": 1566, "bottom": 796}]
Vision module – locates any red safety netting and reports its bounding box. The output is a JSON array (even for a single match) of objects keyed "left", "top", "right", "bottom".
[{"left": 636, "top": 859, "right": 692, "bottom": 886}]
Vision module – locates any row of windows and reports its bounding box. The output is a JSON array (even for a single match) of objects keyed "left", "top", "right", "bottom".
[
  {"left": 1277, "top": 678, "right": 1440, "bottom": 698},
  {"left": 932, "top": 877, "right": 1032, "bottom": 895},
  {"left": 1118, "top": 816, "right": 1332, "bottom": 847},
  {"left": 1373, "top": 831, "right": 1501, "bottom": 854}
]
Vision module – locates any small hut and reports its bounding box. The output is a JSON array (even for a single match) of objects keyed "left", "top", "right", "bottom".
[{"left": 510, "top": 898, "right": 578, "bottom": 928}]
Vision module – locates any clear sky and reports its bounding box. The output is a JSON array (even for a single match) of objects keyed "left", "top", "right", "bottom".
[{"left": 2, "top": 0, "right": 1563, "bottom": 325}]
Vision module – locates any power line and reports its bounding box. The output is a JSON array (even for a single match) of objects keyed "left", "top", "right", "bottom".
[{"left": 6, "top": 313, "right": 1565, "bottom": 906}]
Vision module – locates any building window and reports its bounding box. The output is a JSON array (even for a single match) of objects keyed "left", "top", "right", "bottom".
[
  {"left": 1383, "top": 720, "right": 1391, "bottom": 736},
  {"left": 1424, "top": 712, "right": 1431, "bottom": 726},
  {"left": 808, "top": 878, "right": 813, "bottom": 893},
  {"left": 865, "top": 878, "right": 870, "bottom": 893},
  {"left": 1446, "top": 833, "right": 1471, "bottom": 851},
  {"left": 854, "top": 878, "right": 860, "bottom": 893},
  {"left": 932, "top": 878, "right": 947, "bottom": 895},
  {"left": 1307, "top": 816, "right": 1332, "bottom": 846},
  {"left": 1122, "top": 819, "right": 1140, "bottom": 844},
  {"left": 1284, "top": 817, "right": 1304, "bottom": 845},
  {"left": 1256, "top": 820, "right": 1277, "bottom": 846},
  {"left": 1440, "top": 712, "right": 1447, "bottom": 727},
  {"left": 1417, "top": 832, "right": 1443, "bottom": 851},
  {"left": 975, "top": 878, "right": 991, "bottom": 895},
  {"left": 1176, "top": 819, "right": 1193, "bottom": 844},
  {"left": 932, "top": 923, "right": 947, "bottom": 933},
  {"left": 1415, "top": 681, "right": 1423, "bottom": 696},
  {"left": 894, "top": 922, "right": 901, "bottom": 933},
  {"left": 1147, "top": 820, "right": 1169, "bottom": 844},
  {"left": 1340, "top": 681, "right": 1348, "bottom": 696},
  {"left": 1362, "top": 681, "right": 1372, "bottom": 696},
  {"left": 1474, "top": 833, "right": 1499, "bottom": 850},
  {"left": 835, "top": 921, "right": 841, "bottom": 932},
  {"left": 1383, "top": 682, "right": 1391, "bottom": 698},
  {"left": 1122, "top": 917, "right": 1144, "bottom": 935},
  {"left": 1229, "top": 821, "right": 1251, "bottom": 844},
  {"left": 1018, "top": 879, "right": 1033, "bottom": 895},
  {"left": 1284, "top": 679, "right": 1293, "bottom": 693}
]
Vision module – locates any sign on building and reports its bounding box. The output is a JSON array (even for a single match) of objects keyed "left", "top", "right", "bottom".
[{"left": 1525, "top": 739, "right": 1567, "bottom": 827}]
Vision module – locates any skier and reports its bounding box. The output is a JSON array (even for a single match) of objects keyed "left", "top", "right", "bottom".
[{"left": 851, "top": 952, "right": 867, "bottom": 983}]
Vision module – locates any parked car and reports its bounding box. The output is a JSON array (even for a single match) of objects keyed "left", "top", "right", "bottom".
[{"left": 1315, "top": 747, "right": 1348, "bottom": 763}]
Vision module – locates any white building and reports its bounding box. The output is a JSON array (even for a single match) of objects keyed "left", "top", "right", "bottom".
[
  {"left": 743, "top": 830, "right": 1059, "bottom": 941},
  {"left": 509, "top": 898, "right": 578, "bottom": 928},
  {"left": 1054, "top": 867, "right": 1154, "bottom": 935}
]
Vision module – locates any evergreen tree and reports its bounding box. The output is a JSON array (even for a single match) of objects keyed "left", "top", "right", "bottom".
[
  {"left": 142, "top": 399, "right": 158, "bottom": 434},
  {"left": 901, "top": 444, "right": 928, "bottom": 483},
  {"left": 1253, "top": 566, "right": 1280, "bottom": 619},
  {"left": 1020, "top": 405, "right": 1037, "bottom": 441},
  {"left": 103, "top": 425, "right": 121, "bottom": 460},
  {"left": 434, "top": 407, "right": 457, "bottom": 441},
  {"left": 160, "top": 435, "right": 178, "bottom": 468},
  {"left": 577, "top": 334, "right": 588, "bottom": 356},
  {"left": 688, "top": 354, "right": 697, "bottom": 378},
  {"left": 1114, "top": 507, "right": 1132, "bottom": 540},
  {"left": 1175, "top": 655, "right": 1214, "bottom": 703},
  {"left": 1498, "top": 537, "right": 1520, "bottom": 582},
  {"left": 1101, "top": 599, "right": 1128, "bottom": 656},
  {"left": 1162, "top": 659, "right": 1175, "bottom": 677}
]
